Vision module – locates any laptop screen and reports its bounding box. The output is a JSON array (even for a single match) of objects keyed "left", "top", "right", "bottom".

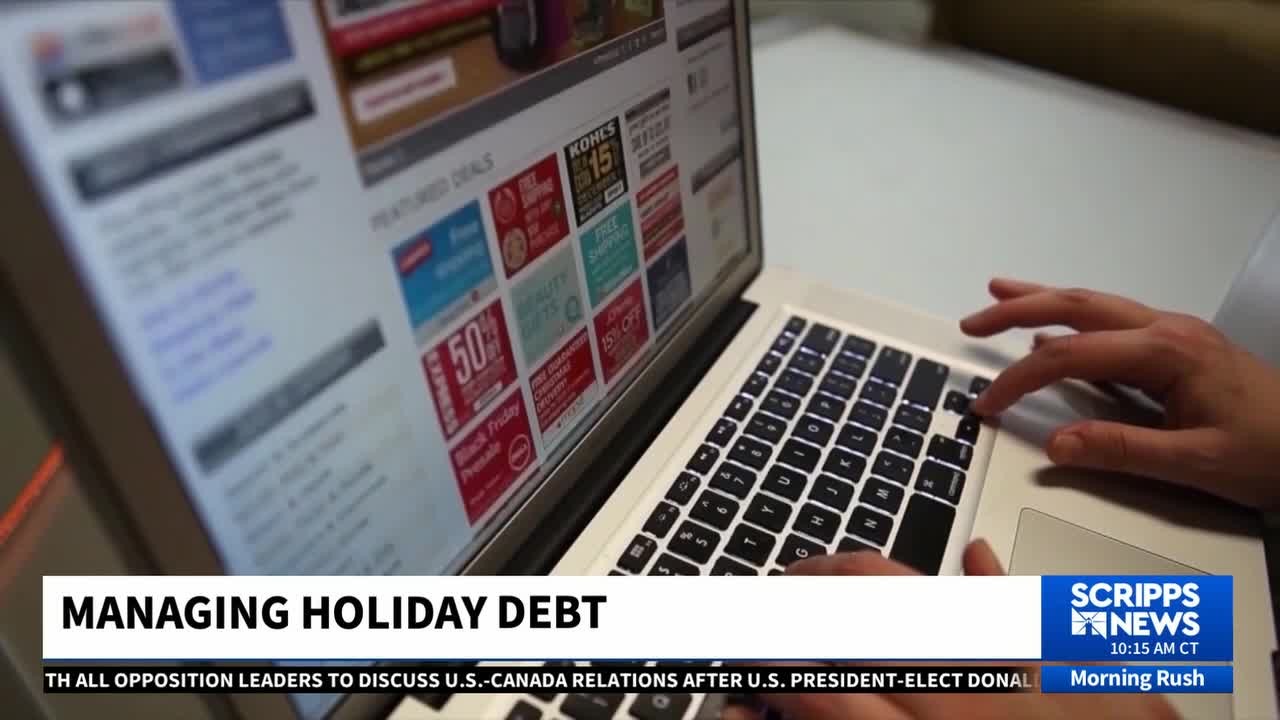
[{"left": 0, "top": 1, "right": 749, "bottom": 715}]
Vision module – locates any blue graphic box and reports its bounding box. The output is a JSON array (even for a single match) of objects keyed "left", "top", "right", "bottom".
[
  {"left": 392, "top": 201, "right": 495, "bottom": 337},
  {"left": 171, "top": 0, "right": 293, "bottom": 84},
  {"left": 1041, "top": 575, "right": 1232, "bottom": 662}
]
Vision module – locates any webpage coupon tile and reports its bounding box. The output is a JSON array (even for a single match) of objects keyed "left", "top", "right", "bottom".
[
  {"left": 625, "top": 86, "right": 672, "bottom": 179},
  {"left": 646, "top": 236, "right": 692, "bottom": 330},
  {"left": 447, "top": 388, "right": 536, "bottom": 524},
  {"left": 637, "top": 165, "right": 684, "bottom": 260},
  {"left": 580, "top": 200, "right": 640, "bottom": 307},
  {"left": 529, "top": 327, "right": 599, "bottom": 445},
  {"left": 565, "top": 116, "right": 628, "bottom": 226},
  {"left": 488, "top": 153, "right": 570, "bottom": 278},
  {"left": 511, "top": 244, "right": 585, "bottom": 365},
  {"left": 392, "top": 200, "right": 496, "bottom": 345},
  {"left": 593, "top": 278, "right": 649, "bottom": 384},
  {"left": 421, "top": 299, "right": 518, "bottom": 440}
]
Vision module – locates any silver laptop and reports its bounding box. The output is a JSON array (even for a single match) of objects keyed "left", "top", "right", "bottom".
[{"left": 0, "top": 2, "right": 1272, "bottom": 720}]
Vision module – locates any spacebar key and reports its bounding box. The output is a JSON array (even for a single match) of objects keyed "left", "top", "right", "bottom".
[{"left": 889, "top": 495, "right": 955, "bottom": 575}]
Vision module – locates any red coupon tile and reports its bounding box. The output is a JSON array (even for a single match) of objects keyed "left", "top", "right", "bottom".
[{"left": 448, "top": 389, "right": 537, "bottom": 524}]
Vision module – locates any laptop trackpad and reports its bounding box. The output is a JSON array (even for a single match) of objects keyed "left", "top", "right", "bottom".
[{"left": 1010, "top": 509, "right": 1231, "bottom": 720}]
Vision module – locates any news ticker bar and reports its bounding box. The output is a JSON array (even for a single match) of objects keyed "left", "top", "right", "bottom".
[{"left": 41, "top": 665, "right": 1231, "bottom": 695}]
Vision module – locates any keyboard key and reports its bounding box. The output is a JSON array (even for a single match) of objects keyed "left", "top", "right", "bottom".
[
  {"left": 745, "top": 413, "right": 786, "bottom": 444},
  {"left": 903, "top": 358, "right": 950, "bottom": 410},
  {"left": 928, "top": 435, "right": 973, "bottom": 470},
  {"left": 744, "top": 493, "right": 792, "bottom": 532},
  {"left": 848, "top": 506, "right": 894, "bottom": 546},
  {"left": 810, "top": 474, "right": 856, "bottom": 512},
  {"left": 842, "top": 334, "right": 877, "bottom": 359},
  {"left": 890, "top": 495, "right": 956, "bottom": 575},
  {"left": 794, "top": 415, "right": 834, "bottom": 447},
  {"left": 643, "top": 502, "right": 680, "bottom": 538},
  {"left": 801, "top": 323, "right": 841, "bottom": 356},
  {"left": 631, "top": 693, "right": 693, "bottom": 720},
  {"left": 859, "top": 381, "right": 896, "bottom": 407},
  {"left": 742, "top": 373, "right": 768, "bottom": 397},
  {"left": 762, "top": 391, "right": 800, "bottom": 419},
  {"left": 883, "top": 427, "right": 924, "bottom": 458},
  {"left": 784, "top": 316, "right": 807, "bottom": 335},
  {"left": 969, "top": 376, "right": 992, "bottom": 396},
  {"left": 835, "top": 423, "right": 877, "bottom": 455},
  {"left": 691, "top": 491, "right": 739, "bottom": 530},
  {"left": 776, "top": 534, "right": 826, "bottom": 566},
  {"left": 956, "top": 414, "right": 982, "bottom": 445},
  {"left": 758, "top": 352, "right": 782, "bottom": 376},
  {"left": 768, "top": 569, "right": 784, "bottom": 575},
  {"left": 729, "top": 435, "right": 773, "bottom": 470},
  {"left": 942, "top": 390, "right": 969, "bottom": 415},
  {"left": 649, "top": 553, "right": 698, "bottom": 575},
  {"left": 667, "top": 473, "right": 700, "bottom": 505},
  {"left": 707, "top": 417, "right": 737, "bottom": 446},
  {"left": 893, "top": 405, "right": 931, "bottom": 434},
  {"left": 822, "top": 447, "right": 866, "bottom": 483},
  {"left": 807, "top": 394, "right": 845, "bottom": 422},
  {"left": 830, "top": 353, "right": 866, "bottom": 378},
  {"left": 837, "top": 536, "right": 877, "bottom": 554},
  {"left": 872, "top": 451, "right": 914, "bottom": 485},
  {"left": 563, "top": 693, "right": 624, "bottom": 720},
  {"left": 819, "top": 373, "right": 856, "bottom": 400},
  {"left": 669, "top": 521, "right": 720, "bottom": 563},
  {"left": 917, "top": 460, "right": 966, "bottom": 504},
  {"left": 762, "top": 465, "right": 807, "bottom": 501},
  {"left": 776, "top": 369, "right": 814, "bottom": 397},
  {"left": 710, "top": 556, "right": 757, "bottom": 576},
  {"left": 506, "top": 700, "right": 542, "bottom": 720},
  {"left": 795, "top": 502, "right": 840, "bottom": 543},
  {"left": 771, "top": 333, "right": 795, "bottom": 355},
  {"left": 725, "top": 524, "right": 777, "bottom": 565},
  {"left": 870, "top": 347, "right": 911, "bottom": 386},
  {"left": 789, "top": 351, "right": 824, "bottom": 375},
  {"left": 849, "top": 401, "right": 887, "bottom": 430},
  {"left": 861, "top": 477, "right": 905, "bottom": 514},
  {"left": 779, "top": 438, "right": 821, "bottom": 472},
  {"left": 726, "top": 395, "right": 752, "bottom": 421},
  {"left": 688, "top": 444, "right": 719, "bottom": 474},
  {"left": 711, "top": 462, "right": 757, "bottom": 499}
]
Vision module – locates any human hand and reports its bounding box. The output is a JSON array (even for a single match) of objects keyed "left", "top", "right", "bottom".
[
  {"left": 960, "top": 278, "right": 1280, "bottom": 510},
  {"left": 722, "top": 542, "right": 1178, "bottom": 720}
]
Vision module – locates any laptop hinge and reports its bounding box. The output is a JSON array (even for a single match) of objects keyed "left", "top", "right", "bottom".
[{"left": 499, "top": 298, "right": 758, "bottom": 575}]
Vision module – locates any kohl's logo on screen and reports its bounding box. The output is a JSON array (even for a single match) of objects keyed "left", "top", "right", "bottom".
[
  {"left": 1069, "top": 581, "right": 1200, "bottom": 639},
  {"left": 1041, "top": 576, "right": 1232, "bottom": 662}
]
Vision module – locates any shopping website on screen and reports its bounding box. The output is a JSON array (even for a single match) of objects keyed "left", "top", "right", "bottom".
[{"left": 1, "top": 0, "right": 747, "bottom": 585}]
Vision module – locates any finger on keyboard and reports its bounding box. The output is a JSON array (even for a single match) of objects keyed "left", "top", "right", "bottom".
[{"left": 783, "top": 550, "right": 917, "bottom": 577}]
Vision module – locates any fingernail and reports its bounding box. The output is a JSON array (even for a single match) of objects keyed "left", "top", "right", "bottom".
[
  {"left": 784, "top": 554, "right": 838, "bottom": 574},
  {"left": 970, "top": 392, "right": 991, "bottom": 414},
  {"left": 1049, "top": 433, "right": 1083, "bottom": 462}
]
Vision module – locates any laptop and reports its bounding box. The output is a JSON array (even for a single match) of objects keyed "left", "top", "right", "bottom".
[{"left": 0, "top": 2, "right": 1272, "bottom": 719}]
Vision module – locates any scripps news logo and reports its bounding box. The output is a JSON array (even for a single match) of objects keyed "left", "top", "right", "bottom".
[
  {"left": 1069, "top": 581, "right": 1200, "bottom": 646},
  {"left": 1042, "top": 575, "right": 1231, "bottom": 662}
]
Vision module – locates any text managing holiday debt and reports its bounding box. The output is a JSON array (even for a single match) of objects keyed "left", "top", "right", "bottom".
[{"left": 62, "top": 595, "right": 606, "bottom": 631}]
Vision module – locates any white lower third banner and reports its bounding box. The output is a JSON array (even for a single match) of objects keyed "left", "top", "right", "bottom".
[{"left": 44, "top": 576, "right": 1042, "bottom": 661}]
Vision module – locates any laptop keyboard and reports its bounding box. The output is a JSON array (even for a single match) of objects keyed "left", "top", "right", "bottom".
[
  {"left": 407, "top": 316, "right": 993, "bottom": 720},
  {"left": 614, "top": 315, "right": 990, "bottom": 578}
]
